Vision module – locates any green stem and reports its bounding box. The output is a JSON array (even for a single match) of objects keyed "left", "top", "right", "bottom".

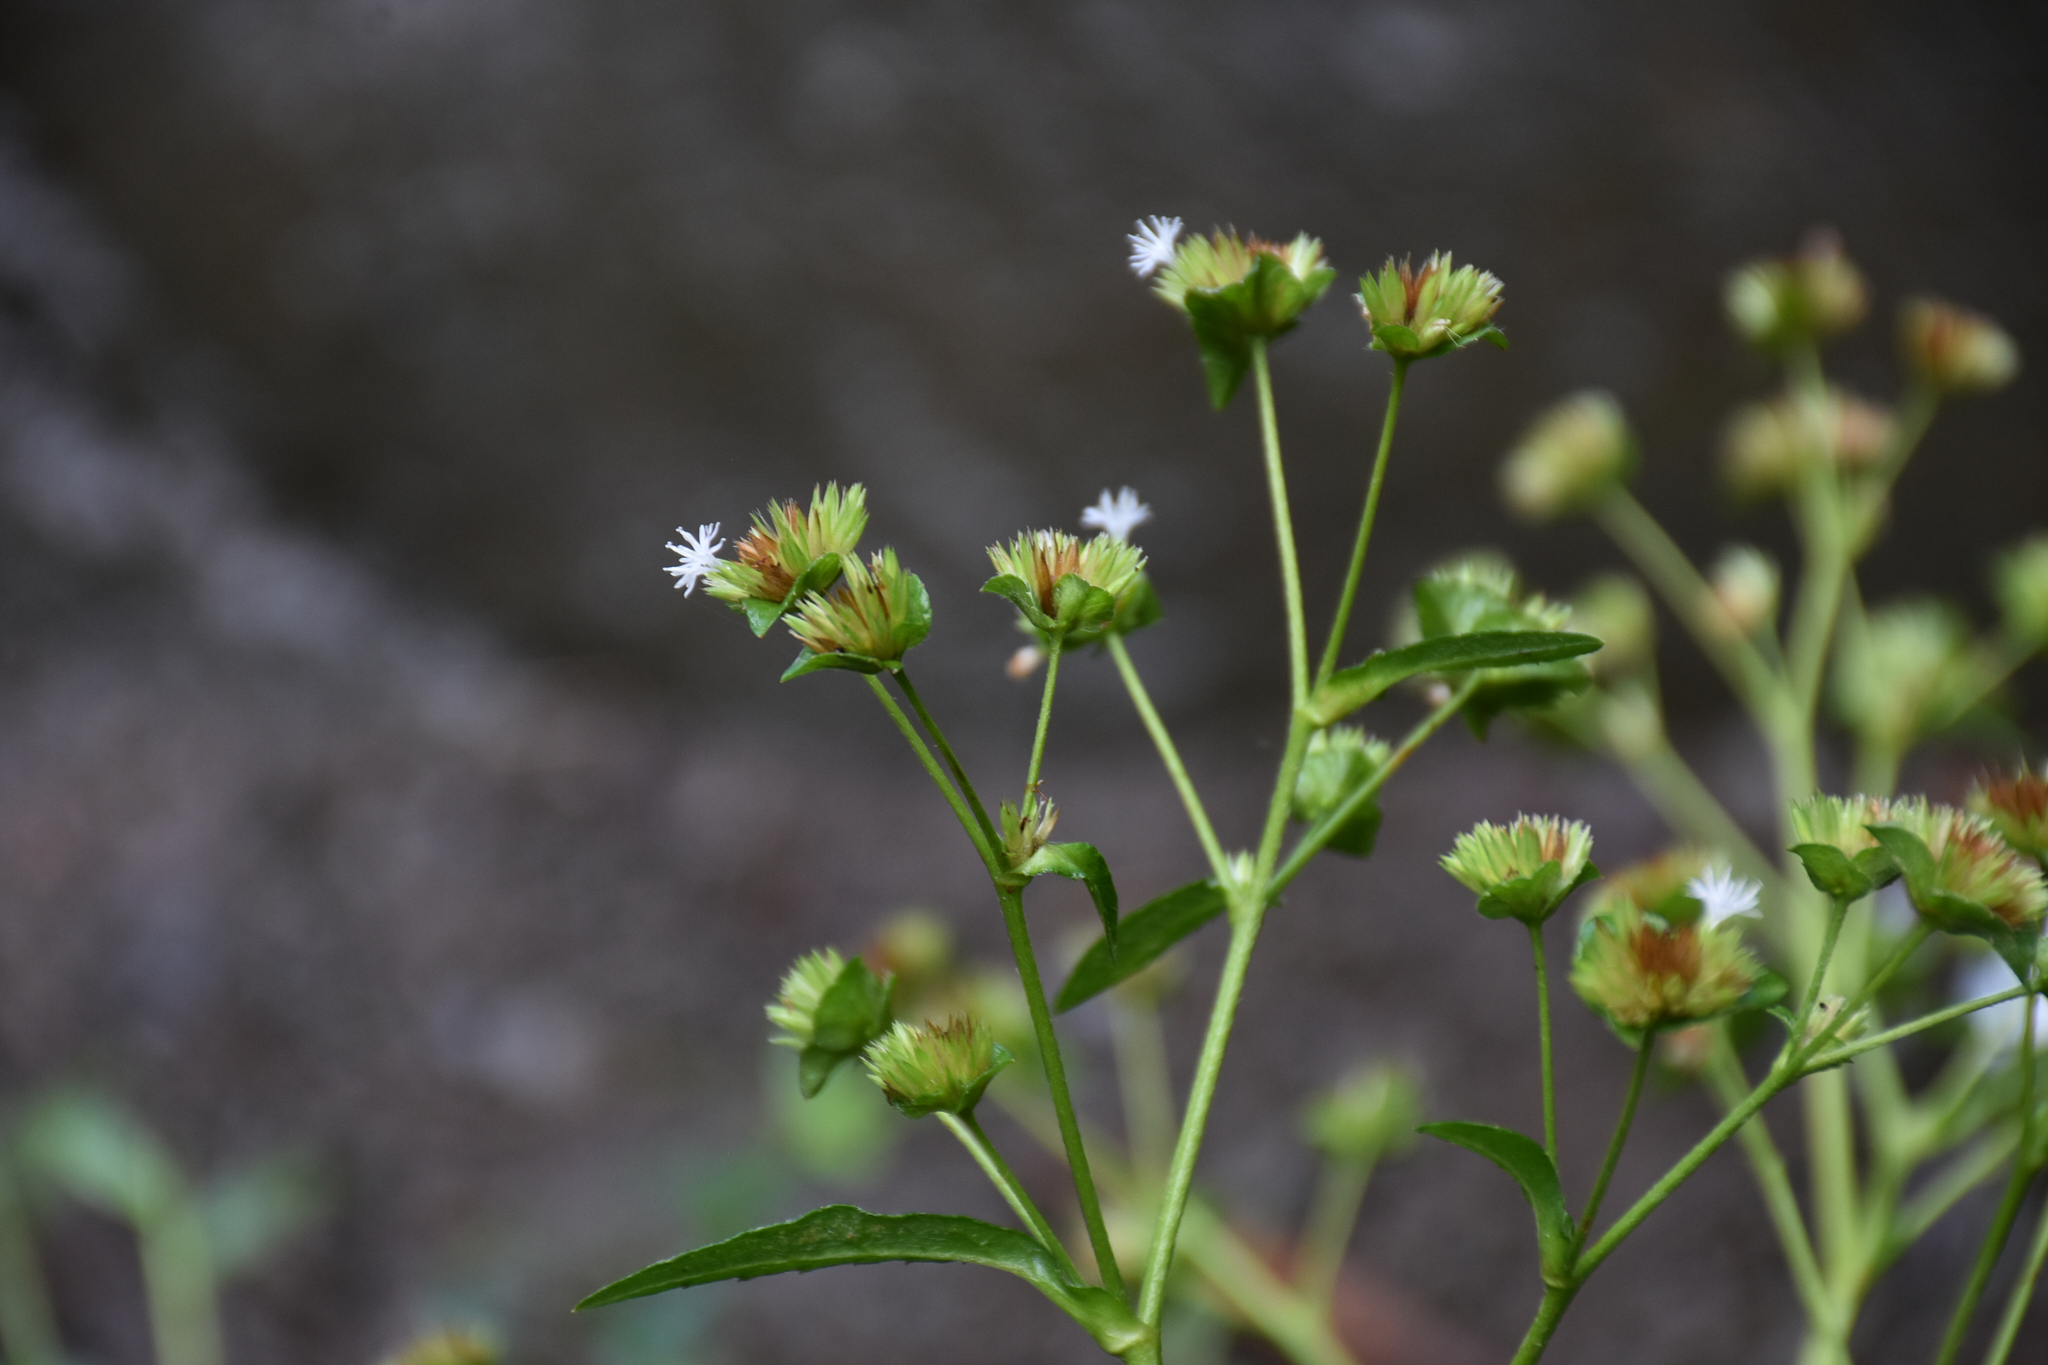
[
  {"left": 1803, "top": 924, "right": 1934, "bottom": 1060},
  {"left": 896, "top": 668, "right": 1001, "bottom": 853},
  {"left": 865, "top": 674, "right": 1002, "bottom": 875},
  {"left": 1707, "top": 1038, "right": 1831, "bottom": 1326},
  {"left": 0, "top": 1160, "right": 61, "bottom": 1365},
  {"left": 1138, "top": 913, "right": 1262, "bottom": 1325},
  {"left": 1530, "top": 922, "right": 1559, "bottom": 1164},
  {"left": 1026, "top": 633, "right": 1064, "bottom": 795},
  {"left": 1108, "top": 995, "right": 1179, "bottom": 1178},
  {"left": 1934, "top": 989, "right": 2039, "bottom": 1365},
  {"left": 1174, "top": 1198, "right": 1360, "bottom": 1365},
  {"left": 940, "top": 1111, "right": 1084, "bottom": 1284},
  {"left": 139, "top": 1203, "right": 224, "bottom": 1365},
  {"left": 1295, "top": 1154, "right": 1374, "bottom": 1316},
  {"left": 1784, "top": 896, "right": 1853, "bottom": 1061},
  {"left": 996, "top": 884, "right": 1128, "bottom": 1303},
  {"left": 1106, "top": 634, "right": 1232, "bottom": 885},
  {"left": 1981, "top": 1167, "right": 2048, "bottom": 1365},
  {"left": 1804, "top": 987, "right": 2031, "bottom": 1072},
  {"left": 1508, "top": 1283, "right": 1579, "bottom": 1365},
  {"left": 1314, "top": 359, "right": 1408, "bottom": 690},
  {"left": 1576, "top": 1035, "right": 1653, "bottom": 1251},
  {"left": 1252, "top": 340, "right": 1309, "bottom": 710}
]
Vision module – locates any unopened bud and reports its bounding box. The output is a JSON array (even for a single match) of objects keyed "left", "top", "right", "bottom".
[
  {"left": 1006, "top": 644, "right": 1046, "bottom": 679},
  {"left": 1302, "top": 1061, "right": 1423, "bottom": 1163},
  {"left": 1499, "top": 391, "right": 1634, "bottom": 520},
  {"left": 1596, "top": 684, "right": 1664, "bottom": 764},
  {"left": 1723, "top": 230, "right": 1867, "bottom": 351},
  {"left": 1831, "top": 601, "right": 1977, "bottom": 755},
  {"left": 1571, "top": 575, "right": 1655, "bottom": 680},
  {"left": 1292, "top": 727, "right": 1391, "bottom": 857},
  {"left": 1801, "top": 996, "right": 1867, "bottom": 1050},
  {"left": 863, "top": 1016, "right": 1013, "bottom": 1118},
  {"left": 1993, "top": 536, "right": 2048, "bottom": 645},
  {"left": 1900, "top": 298, "right": 2019, "bottom": 395},
  {"left": 870, "top": 911, "right": 953, "bottom": 1001},
  {"left": 1701, "top": 546, "right": 1780, "bottom": 640},
  {"left": 1442, "top": 814, "right": 1597, "bottom": 924},
  {"left": 1721, "top": 390, "right": 1891, "bottom": 500},
  {"left": 999, "top": 791, "right": 1060, "bottom": 866}
]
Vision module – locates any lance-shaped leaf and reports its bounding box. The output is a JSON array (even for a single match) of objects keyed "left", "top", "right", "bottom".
[
  {"left": 1418, "top": 1122, "right": 1575, "bottom": 1285},
  {"left": 1307, "top": 630, "right": 1603, "bottom": 727},
  {"left": 1018, "top": 842, "right": 1118, "bottom": 952},
  {"left": 742, "top": 554, "right": 846, "bottom": 637},
  {"left": 1056, "top": 879, "right": 1227, "bottom": 1012},
  {"left": 575, "top": 1205, "right": 1147, "bottom": 1354}
]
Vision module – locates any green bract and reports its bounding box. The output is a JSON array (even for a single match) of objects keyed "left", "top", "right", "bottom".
[
  {"left": 1499, "top": 391, "right": 1633, "bottom": 521},
  {"left": 1152, "top": 230, "right": 1337, "bottom": 408},
  {"left": 1355, "top": 252, "right": 1505, "bottom": 361},
  {"left": 707, "top": 483, "right": 868, "bottom": 635},
  {"left": 1787, "top": 794, "right": 1901, "bottom": 901},
  {"left": 863, "top": 1016, "right": 1013, "bottom": 1118},
  {"left": 1867, "top": 799, "right": 2048, "bottom": 974},
  {"left": 1722, "top": 233, "right": 1867, "bottom": 351},
  {"left": 783, "top": 547, "right": 932, "bottom": 678},
  {"left": 984, "top": 530, "right": 1147, "bottom": 640},
  {"left": 1442, "top": 815, "right": 1598, "bottom": 925},
  {"left": 1899, "top": 297, "right": 2020, "bottom": 395},
  {"left": 1409, "top": 556, "right": 1591, "bottom": 736},
  {"left": 1290, "top": 727, "right": 1390, "bottom": 857},
  {"left": 767, "top": 949, "right": 896, "bottom": 1098}
]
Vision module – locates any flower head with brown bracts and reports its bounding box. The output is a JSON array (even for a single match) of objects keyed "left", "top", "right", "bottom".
[{"left": 1969, "top": 768, "right": 2048, "bottom": 864}]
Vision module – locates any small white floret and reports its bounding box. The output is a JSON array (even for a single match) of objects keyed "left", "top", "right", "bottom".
[
  {"left": 1688, "top": 863, "right": 1762, "bottom": 929},
  {"left": 1080, "top": 486, "right": 1152, "bottom": 542},
  {"left": 1126, "top": 216, "right": 1183, "bottom": 279},
  {"left": 664, "top": 522, "right": 726, "bottom": 595}
]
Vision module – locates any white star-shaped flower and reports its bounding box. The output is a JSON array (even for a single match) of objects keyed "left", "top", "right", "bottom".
[
  {"left": 1126, "top": 216, "right": 1183, "bottom": 279},
  {"left": 1687, "top": 863, "right": 1762, "bottom": 929},
  {"left": 1080, "top": 487, "right": 1152, "bottom": 542},
  {"left": 664, "top": 522, "right": 725, "bottom": 595}
]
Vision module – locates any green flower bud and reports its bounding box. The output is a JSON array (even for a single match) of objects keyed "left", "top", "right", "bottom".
[
  {"left": 1571, "top": 889, "right": 1764, "bottom": 1033},
  {"left": 1442, "top": 815, "right": 1597, "bottom": 924},
  {"left": 1149, "top": 228, "right": 1338, "bottom": 408},
  {"left": 1720, "top": 389, "right": 1891, "bottom": 501},
  {"left": 1301, "top": 1061, "right": 1423, "bottom": 1163},
  {"left": 1291, "top": 727, "right": 1390, "bottom": 857},
  {"left": 862, "top": 1016, "right": 1013, "bottom": 1118},
  {"left": 1867, "top": 798, "right": 2047, "bottom": 954},
  {"left": 1899, "top": 297, "right": 2020, "bottom": 394},
  {"left": 1356, "top": 253, "right": 1506, "bottom": 360},
  {"left": 784, "top": 547, "right": 932, "bottom": 676},
  {"left": 984, "top": 530, "right": 1147, "bottom": 639},
  {"left": 998, "top": 791, "right": 1059, "bottom": 866},
  {"left": 707, "top": 483, "right": 868, "bottom": 616},
  {"left": 1969, "top": 768, "right": 2048, "bottom": 863},
  {"left": 1570, "top": 575, "right": 1655, "bottom": 681},
  {"left": 1787, "top": 794, "right": 1901, "bottom": 900},
  {"left": 1499, "top": 391, "right": 1633, "bottom": 520},
  {"left": 1701, "top": 545, "right": 1780, "bottom": 641},
  {"left": 768, "top": 949, "right": 895, "bottom": 1098},
  {"left": 383, "top": 1330, "right": 498, "bottom": 1365},
  {"left": 1992, "top": 535, "right": 2048, "bottom": 645},
  {"left": 1830, "top": 600, "right": 1984, "bottom": 756},
  {"left": 1722, "top": 231, "right": 1867, "bottom": 351}
]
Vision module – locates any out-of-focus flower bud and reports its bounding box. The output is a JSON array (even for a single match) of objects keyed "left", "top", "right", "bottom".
[
  {"left": 984, "top": 530, "right": 1147, "bottom": 639},
  {"left": 1596, "top": 683, "right": 1664, "bottom": 764},
  {"left": 1866, "top": 799, "right": 2047, "bottom": 967},
  {"left": 1356, "top": 253, "right": 1506, "bottom": 360},
  {"left": 1499, "top": 391, "right": 1634, "bottom": 520},
  {"left": 1570, "top": 864, "right": 1768, "bottom": 1033},
  {"left": 768, "top": 948, "right": 895, "bottom": 1098},
  {"left": 1441, "top": 815, "right": 1598, "bottom": 925},
  {"left": 384, "top": 1330, "right": 498, "bottom": 1365},
  {"left": 1006, "top": 644, "right": 1047, "bottom": 679},
  {"left": 1302, "top": 1061, "right": 1423, "bottom": 1163},
  {"left": 1656, "top": 1024, "right": 1717, "bottom": 1077},
  {"left": 1292, "top": 727, "right": 1391, "bottom": 857},
  {"left": 1148, "top": 227, "right": 1337, "bottom": 407},
  {"left": 1723, "top": 230, "right": 1867, "bottom": 351},
  {"left": 703, "top": 484, "right": 869, "bottom": 634},
  {"left": 998, "top": 791, "right": 1060, "bottom": 866},
  {"left": 1969, "top": 767, "right": 2048, "bottom": 863},
  {"left": 1788, "top": 794, "right": 1902, "bottom": 900},
  {"left": 862, "top": 1016, "right": 1013, "bottom": 1118},
  {"left": 1701, "top": 545, "right": 1780, "bottom": 641},
  {"left": 1900, "top": 298, "right": 2020, "bottom": 395},
  {"left": 1830, "top": 600, "right": 1983, "bottom": 757},
  {"left": 783, "top": 548, "right": 932, "bottom": 678},
  {"left": 1720, "top": 390, "right": 1891, "bottom": 500},
  {"left": 1571, "top": 575, "right": 1655, "bottom": 681},
  {"left": 1992, "top": 536, "right": 2048, "bottom": 645},
  {"left": 870, "top": 911, "right": 954, "bottom": 1004}
]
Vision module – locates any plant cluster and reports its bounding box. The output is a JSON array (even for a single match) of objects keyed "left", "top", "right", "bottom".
[{"left": 586, "top": 218, "right": 2048, "bottom": 1364}]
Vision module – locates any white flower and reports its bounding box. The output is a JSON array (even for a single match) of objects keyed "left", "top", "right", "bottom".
[
  {"left": 1080, "top": 486, "right": 1152, "bottom": 542},
  {"left": 1688, "top": 863, "right": 1762, "bottom": 929},
  {"left": 1126, "top": 216, "right": 1183, "bottom": 279},
  {"left": 1954, "top": 952, "right": 2048, "bottom": 1052},
  {"left": 663, "top": 522, "right": 725, "bottom": 595}
]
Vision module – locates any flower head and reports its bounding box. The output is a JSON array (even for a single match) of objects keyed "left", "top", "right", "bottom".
[
  {"left": 1686, "top": 863, "right": 1763, "bottom": 930},
  {"left": 1356, "top": 253, "right": 1505, "bottom": 360},
  {"left": 999, "top": 791, "right": 1060, "bottom": 866},
  {"left": 1969, "top": 767, "right": 2048, "bottom": 863},
  {"left": 1126, "top": 215, "right": 1183, "bottom": 279},
  {"left": 785, "top": 547, "right": 931, "bottom": 667},
  {"left": 705, "top": 483, "right": 868, "bottom": 608},
  {"left": 986, "top": 529, "right": 1146, "bottom": 626},
  {"left": 1570, "top": 575, "right": 1655, "bottom": 680},
  {"left": 1789, "top": 795, "right": 1894, "bottom": 857},
  {"left": 1720, "top": 389, "right": 1891, "bottom": 500},
  {"left": 1872, "top": 798, "right": 2048, "bottom": 938},
  {"left": 1499, "top": 391, "right": 1633, "bottom": 520},
  {"left": 766, "top": 948, "right": 846, "bottom": 1051},
  {"left": 1571, "top": 887, "right": 1765, "bottom": 1032},
  {"left": 663, "top": 522, "right": 726, "bottom": 595},
  {"left": 1900, "top": 298, "right": 2019, "bottom": 395},
  {"left": 1441, "top": 814, "right": 1597, "bottom": 924},
  {"left": 1080, "top": 486, "right": 1153, "bottom": 542},
  {"left": 766, "top": 947, "right": 894, "bottom": 1096},
  {"left": 863, "top": 1016, "right": 1013, "bottom": 1118},
  {"left": 1702, "top": 545, "right": 1781, "bottom": 641},
  {"left": 1723, "top": 230, "right": 1867, "bottom": 351}
]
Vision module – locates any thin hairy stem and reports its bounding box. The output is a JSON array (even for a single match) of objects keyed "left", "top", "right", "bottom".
[
  {"left": 1106, "top": 634, "right": 1232, "bottom": 884},
  {"left": 1804, "top": 987, "right": 2031, "bottom": 1072},
  {"left": 1576, "top": 1036, "right": 1653, "bottom": 1251},
  {"left": 896, "top": 668, "right": 1000, "bottom": 852},
  {"left": 1252, "top": 340, "right": 1309, "bottom": 708},
  {"left": 940, "top": 1111, "right": 1085, "bottom": 1283},
  {"left": 1026, "top": 633, "right": 1064, "bottom": 795},
  {"left": 1531, "top": 922, "right": 1559, "bottom": 1163},
  {"left": 866, "top": 674, "right": 1002, "bottom": 875},
  {"left": 1508, "top": 1284, "right": 1579, "bottom": 1365},
  {"left": 1805, "top": 924, "right": 1935, "bottom": 1059},
  {"left": 1784, "top": 896, "right": 1853, "bottom": 1062},
  {"left": 995, "top": 885, "right": 1128, "bottom": 1303},
  {"left": 1315, "top": 359, "right": 1409, "bottom": 689},
  {"left": 1296, "top": 1154, "right": 1374, "bottom": 1316},
  {"left": 1981, "top": 1175, "right": 2048, "bottom": 1365}
]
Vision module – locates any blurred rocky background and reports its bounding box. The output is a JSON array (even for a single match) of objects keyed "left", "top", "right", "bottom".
[{"left": 0, "top": 1, "right": 2042, "bottom": 1361}]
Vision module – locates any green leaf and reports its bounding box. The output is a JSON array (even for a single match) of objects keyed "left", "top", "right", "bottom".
[
  {"left": 575, "top": 1205, "right": 1148, "bottom": 1354},
  {"left": 1185, "top": 294, "right": 1254, "bottom": 410},
  {"left": 744, "top": 553, "right": 846, "bottom": 637},
  {"left": 204, "top": 1154, "right": 324, "bottom": 1279},
  {"left": 1418, "top": 1122, "right": 1575, "bottom": 1285},
  {"left": 1018, "top": 842, "right": 1118, "bottom": 952},
  {"left": 1051, "top": 574, "right": 1117, "bottom": 633},
  {"left": 981, "top": 574, "right": 1056, "bottom": 632},
  {"left": 1056, "top": 880, "right": 1226, "bottom": 1012},
  {"left": 1308, "top": 631, "right": 1604, "bottom": 726},
  {"left": 781, "top": 648, "right": 894, "bottom": 681},
  {"left": 1790, "top": 844, "right": 1872, "bottom": 902}
]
